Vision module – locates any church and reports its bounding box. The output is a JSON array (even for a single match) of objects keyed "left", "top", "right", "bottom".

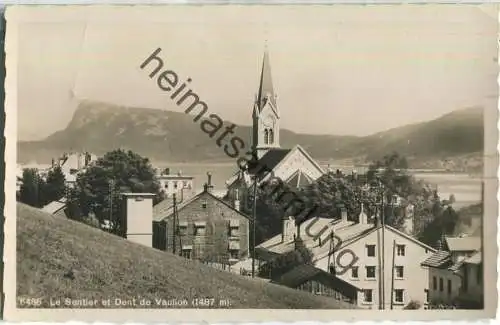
[{"left": 225, "top": 49, "right": 325, "bottom": 208}]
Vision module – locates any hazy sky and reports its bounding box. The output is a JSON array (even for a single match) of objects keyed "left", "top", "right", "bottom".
[{"left": 14, "top": 5, "right": 498, "bottom": 141}]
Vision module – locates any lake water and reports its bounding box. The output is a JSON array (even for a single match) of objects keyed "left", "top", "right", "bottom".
[{"left": 157, "top": 162, "right": 483, "bottom": 210}]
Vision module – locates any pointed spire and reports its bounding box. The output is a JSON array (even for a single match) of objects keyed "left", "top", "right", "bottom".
[{"left": 257, "top": 47, "right": 276, "bottom": 110}]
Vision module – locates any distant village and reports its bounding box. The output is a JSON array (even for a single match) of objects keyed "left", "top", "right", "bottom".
[{"left": 16, "top": 49, "right": 484, "bottom": 310}]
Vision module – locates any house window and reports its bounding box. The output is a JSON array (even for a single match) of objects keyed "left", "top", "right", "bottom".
[
  {"left": 395, "top": 266, "right": 404, "bottom": 279},
  {"left": 164, "top": 183, "right": 169, "bottom": 189},
  {"left": 174, "top": 182, "right": 178, "bottom": 189},
  {"left": 178, "top": 224, "right": 188, "bottom": 236},
  {"left": 366, "top": 245, "right": 376, "bottom": 257},
  {"left": 351, "top": 266, "right": 359, "bottom": 279},
  {"left": 366, "top": 266, "right": 376, "bottom": 279},
  {"left": 447, "top": 279, "right": 452, "bottom": 295},
  {"left": 363, "top": 289, "right": 373, "bottom": 303},
  {"left": 424, "top": 289, "right": 429, "bottom": 303},
  {"left": 182, "top": 249, "right": 192, "bottom": 259},
  {"left": 229, "top": 250, "right": 239, "bottom": 260},
  {"left": 396, "top": 244, "right": 406, "bottom": 256},
  {"left": 194, "top": 225, "right": 206, "bottom": 236},
  {"left": 202, "top": 200, "right": 207, "bottom": 209},
  {"left": 229, "top": 220, "right": 240, "bottom": 237},
  {"left": 439, "top": 278, "right": 444, "bottom": 292},
  {"left": 394, "top": 289, "right": 404, "bottom": 304},
  {"left": 433, "top": 276, "right": 437, "bottom": 290},
  {"left": 229, "top": 226, "right": 239, "bottom": 237}
]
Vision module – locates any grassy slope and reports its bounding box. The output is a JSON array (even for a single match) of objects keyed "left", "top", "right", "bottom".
[{"left": 17, "top": 203, "right": 353, "bottom": 309}]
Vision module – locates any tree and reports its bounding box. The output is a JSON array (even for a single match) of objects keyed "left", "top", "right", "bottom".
[
  {"left": 43, "top": 166, "right": 66, "bottom": 204},
  {"left": 19, "top": 168, "right": 45, "bottom": 208},
  {"left": 418, "top": 205, "right": 459, "bottom": 248},
  {"left": 69, "top": 149, "right": 162, "bottom": 234}
]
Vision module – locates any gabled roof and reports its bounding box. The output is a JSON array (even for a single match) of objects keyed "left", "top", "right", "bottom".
[
  {"left": 445, "top": 236, "right": 481, "bottom": 252},
  {"left": 421, "top": 251, "right": 452, "bottom": 268},
  {"left": 42, "top": 198, "right": 67, "bottom": 214},
  {"left": 270, "top": 145, "right": 325, "bottom": 179},
  {"left": 248, "top": 148, "right": 291, "bottom": 177},
  {"left": 316, "top": 223, "right": 437, "bottom": 263},
  {"left": 152, "top": 197, "right": 175, "bottom": 221},
  {"left": 153, "top": 189, "right": 251, "bottom": 222}
]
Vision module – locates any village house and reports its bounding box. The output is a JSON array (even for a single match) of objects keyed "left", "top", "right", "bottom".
[
  {"left": 52, "top": 151, "right": 97, "bottom": 187},
  {"left": 150, "top": 173, "right": 251, "bottom": 265},
  {"left": 421, "top": 235, "right": 483, "bottom": 308},
  {"left": 256, "top": 205, "right": 436, "bottom": 309},
  {"left": 225, "top": 49, "right": 324, "bottom": 210},
  {"left": 156, "top": 168, "right": 195, "bottom": 200}
]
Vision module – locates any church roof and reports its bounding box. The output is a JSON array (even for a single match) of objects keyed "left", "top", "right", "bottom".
[
  {"left": 248, "top": 148, "right": 291, "bottom": 178},
  {"left": 256, "top": 49, "right": 276, "bottom": 111}
]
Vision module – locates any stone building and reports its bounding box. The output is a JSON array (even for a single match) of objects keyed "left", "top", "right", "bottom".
[{"left": 152, "top": 173, "right": 251, "bottom": 265}]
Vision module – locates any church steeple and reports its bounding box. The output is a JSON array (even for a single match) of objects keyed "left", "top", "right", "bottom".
[
  {"left": 252, "top": 48, "right": 280, "bottom": 158},
  {"left": 256, "top": 48, "right": 277, "bottom": 111}
]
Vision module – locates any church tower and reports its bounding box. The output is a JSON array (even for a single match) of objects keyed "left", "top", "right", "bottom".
[{"left": 252, "top": 48, "right": 280, "bottom": 159}]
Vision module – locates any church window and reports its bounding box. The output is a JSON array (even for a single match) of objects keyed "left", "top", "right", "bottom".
[
  {"left": 269, "top": 129, "right": 274, "bottom": 144},
  {"left": 264, "top": 129, "right": 269, "bottom": 144}
]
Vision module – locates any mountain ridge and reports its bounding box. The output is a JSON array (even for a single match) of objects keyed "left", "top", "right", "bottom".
[{"left": 17, "top": 101, "right": 484, "bottom": 170}]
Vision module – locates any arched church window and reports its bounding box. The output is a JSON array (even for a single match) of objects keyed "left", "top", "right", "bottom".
[
  {"left": 269, "top": 129, "right": 274, "bottom": 144},
  {"left": 264, "top": 129, "right": 269, "bottom": 144}
]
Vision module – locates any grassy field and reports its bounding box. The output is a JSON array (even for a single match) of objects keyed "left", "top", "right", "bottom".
[{"left": 17, "top": 203, "right": 354, "bottom": 309}]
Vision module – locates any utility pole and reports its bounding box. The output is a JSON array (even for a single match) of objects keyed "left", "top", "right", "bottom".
[
  {"left": 172, "top": 193, "right": 177, "bottom": 255},
  {"left": 251, "top": 175, "right": 257, "bottom": 278},
  {"left": 380, "top": 180, "right": 386, "bottom": 310},
  {"left": 390, "top": 239, "right": 396, "bottom": 310}
]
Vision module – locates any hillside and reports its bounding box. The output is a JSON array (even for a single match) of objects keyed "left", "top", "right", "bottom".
[
  {"left": 17, "top": 101, "right": 483, "bottom": 168},
  {"left": 17, "top": 203, "right": 354, "bottom": 309}
]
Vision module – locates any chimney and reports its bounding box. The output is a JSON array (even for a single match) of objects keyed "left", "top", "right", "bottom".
[
  {"left": 164, "top": 168, "right": 170, "bottom": 175},
  {"left": 206, "top": 172, "right": 214, "bottom": 193},
  {"left": 121, "top": 193, "right": 156, "bottom": 248},
  {"left": 234, "top": 189, "right": 240, "bottom": 211},
  {"left": 341, "top": 207, "right": 348, "bottom": 222},
  {"left": 178, "top": 170, "right": 182, "bottom": 176}
]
